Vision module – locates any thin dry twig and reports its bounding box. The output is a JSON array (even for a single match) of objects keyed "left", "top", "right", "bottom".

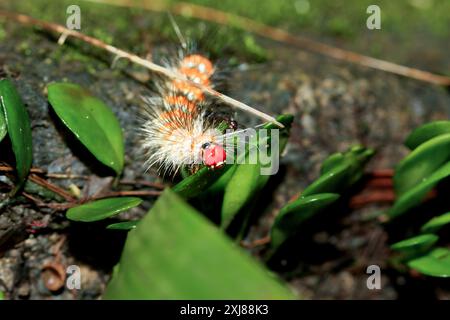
[
  {"left": 349, "top": 190, "right": 396, "bottom": 209},
  {"left": 0, "top": 165, "right": 88, "bottom": 180},
  {"left": 23, "top": 188, "right": 160, "bottom": 211},
  {"left": 88, "top": 0, "right": 450, "bottom": 86},
  {"left": 22, "top": 192, "right": 75, "bottom": 210},
  {"left": 0, "top": 9, "right": 284, "bottom": 127},
  {"left": 0, "top": 165, "right": 45, "bottom": 174},
  {"left": 368, "top": 169, "right": 394, "bottom": 179},
  {"left": 92, "top": 190, "right": 162, "bottom": 199},
  {"left": 364, "top": 177, "right": 393, "bottom": 189},
  {"left": 45, "top": 173, "right": 89, "bottom": 180},
  {"left": 240, "top": 235, "right": 271, "bottom": 249},
  {"left": 119, "top": 179, "right": 165, "bottom": 189},
  {"left": 29, "top": 174, "right": 75, "bottom": 202}
]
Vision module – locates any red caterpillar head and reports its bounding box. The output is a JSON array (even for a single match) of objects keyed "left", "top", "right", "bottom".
[{"left": 201, "top": 142, "right": 226, "bottom": 169}]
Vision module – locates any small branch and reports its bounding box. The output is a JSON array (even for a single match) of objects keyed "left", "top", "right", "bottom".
[
  {"left": 368, "top": 169, "right": 394, "bottom": 179},
  {"left": 0, "top": 165, "right": 45, "bottom": 174},
  {"left": 92, "top": 190, "right": 162, "bottom": 199},
  {"left": 241, "top": 235, "right": 271, "bottom": 249},
  {"left": 0, "top": 165, "right": 88, "bottom": 180},
  {"left": 119, "top": 179, "right": 165, "bottom": 189},
  {"left": 364, "top": 177, "right": 393, "bottom": 189},
  {"left": 349, "top": 190, "right": 396, "bottom": 209},
  {"left": 44, "top": 173, "right": 89, "bottom": 180},
  {"left": 23, "top": 189, "right": 161, "bottom": 211},
  {"left": 0, "top": 10, "right": 284, "bottom": 127},
  {"left": 1, "top": 164, "right": 162, "bottom": 207},
  {"left": 28, "top": 174, "right": 75, "bottom": 202},
  {"left": 88, "top": 0, "right": 450, "bottom": 87},
  {"left": 22, "top": 192, "right": 75, "bottom": 210}
]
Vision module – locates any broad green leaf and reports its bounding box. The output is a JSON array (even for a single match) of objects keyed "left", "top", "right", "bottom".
[
  {"left": 0, "top": 107, "right": 6, "bottom": 142},
  {"left": 271, "top": 193, "right": 340, "bottom": 251},
  {"left": 0, "top": 79, "right": 33, "bottom": 188},
  {"left": 66, "top": 197, "right": 142, "bottom": 222},
  {"left": 320, "top": 145, "right": 374, "bottom": 176},
  {"left": 394, "top": 133, "right": 450, "bottom": 196},
  {"left": 220, "top": 115, "right": 294, "bottom": 228},
  {"left": 0, "top": 290, "right": 4, "bottom": 300},
  {"left": 104, "top": 189, "right": 295, "bottom": 299},
  {"left": 205, "top": 164, "right": 238, "bottom": 194},
  {"left": 47, "top": 83, "right": 124, "bottom": 174},
  {"left": 421, "top": 212, "right": 450, "bottom": 233},
  {"left": 407, "top": 247, "right": 450, "bottom": 278},
  {"left": 221, "top": 164, "right": 261, "bottom": 228},
  {"left": 389, "top": 161, "right": 450, "bottom": 218},
  {"left": 107, "top": 220, "right": 140, "bottom": 230},
  {"left": 173, "top": 165, "right": 229, "bottom": 198},
  {"left": 391, "top": 234, "right": 438, "bottom": 256},
  {"left": 320, "top": 153, "right": 344, "bottom": 175},
  {"left": 263, "top": 114, "right": 293, "bottom": 158},
  {"left": 301, "top": 164, "right": 351, "bottom": 197},
  {"left": 405, "top": 121, "right": 450, "bottom": 150},
  {"left": 302, "top": 146, "right": 374, "bottom": 197}
]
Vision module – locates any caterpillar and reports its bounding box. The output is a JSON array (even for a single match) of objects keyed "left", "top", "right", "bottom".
[
  {"left": 141, "top": 49, "right": 232, "bottom": 176},
  {"left": 140, "top": 18, "right": 280, "bottom": 177}
]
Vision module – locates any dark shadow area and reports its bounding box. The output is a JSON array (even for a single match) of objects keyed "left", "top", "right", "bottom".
[
  {"left": 265, "top": 199, "right": 349, "bottom": 272},
  {"left": 66, "top": 221, "right": 127, "bottom": 271}
]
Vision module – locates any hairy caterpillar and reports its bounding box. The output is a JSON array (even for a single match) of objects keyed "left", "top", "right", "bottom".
[
  {"left": 141, "top": 49, "right": 233, "bottom": 176},
  {"left": 140, "top": 19, "right": 277, "bottom": 177}
]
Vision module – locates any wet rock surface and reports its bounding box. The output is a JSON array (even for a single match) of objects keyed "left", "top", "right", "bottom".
[{"left": 0, "top": 4, "right": 449, "bottom": 300}]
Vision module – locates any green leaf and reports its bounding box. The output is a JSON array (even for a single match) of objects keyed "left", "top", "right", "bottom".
[
  {"left": 264, "top": 114, "right": 294, "bottom": 130},
  {"left": 407, "top": 247, "right": 450, "bottom": 278},
  {"left": 0, "top": 79, "right": 33, "bottom": 188},
  {"left": 302, "top": 145, "right": 374, "bottom": 197},
  {"left": 302, "top": 164, "right": 351, "bottom": 197},
  {"left": 47, "top": 83, "right": 124, "bottom": 174},
  {"left": 104, "top": 189, "right": 295, "bottom": 299},
  {"left": 0, "top": 106, "right": 6, "bottom": 143},
  {"left": 320, "top": 153, "right": 344, "bottom": 175},
  {"left": 220, "top": 114, "right": 294, "bottom": 228},
  {"left": 66, "top": 197, "right": 142, "bottom": 222},
  {"left": 405, "top": 121, "right": 450, "bottom": 150},
  {"left": 263, "top": 114, "right": 293, "bottom": 157},
  {"left": 173, "top": 165, "right": 229, "bottom": 199},
  {"left": 271, "top": 193, "right": 340, "bottom": 251},
  {"left": 221, "top": 164, "right": 262, "bottom": 228},
  {"left": 394, "top": 133, "right": 450, "bottom": 196},
  {"left": 205, "top": 164, "right": 238, "bottom": 194},
  {"left": 389, "top": 161, "right": 450, "bottom": 218},
  {"left": 107, "top": 220, "right": 140, "bottom": 230},
  {"left": 320, "top": 145, "right": 374, "bottom": 176},
  {"left": 391, "top": 234, "right": 438, "bottom": 256},
  {"left": 421, "top": 212, "right": 450, "bottom": 233}
]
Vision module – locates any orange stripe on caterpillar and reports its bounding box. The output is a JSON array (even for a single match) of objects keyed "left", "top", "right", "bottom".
[
  {"left": 179, "top": 54, "right": 214, "bottom": 78},
  {"left": 170, "top": 80, "right": 205, "bottom": 102},
  {"left": 179, "top": 67, "right": 211, "bottom": 86},
  {"left": 159, "top": 109, "right": 194, "bottom": 125},
  {"left": 164, "top": 95, "right": 197, "bottom": 113}
]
